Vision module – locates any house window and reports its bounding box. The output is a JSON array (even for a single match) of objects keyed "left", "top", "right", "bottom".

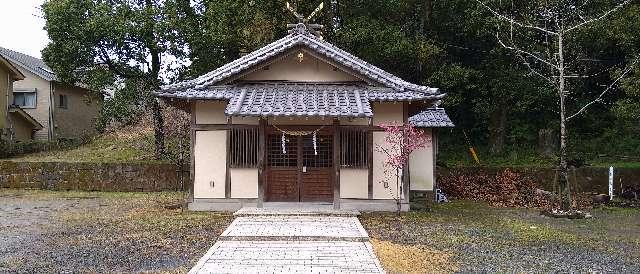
[
  {"left": 340, "top": 129, "right": 368, "bottom": 168},
  {"left": 58, "top": 94, "right": 68, "bottom": 109},
  {"left": 229, "top": 127, "right": 259, "bottom": 168},
  {"left": 13, "top": 91, "right": 37, "bottom": 108}
]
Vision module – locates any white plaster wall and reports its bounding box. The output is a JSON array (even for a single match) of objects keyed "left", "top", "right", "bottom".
[
  {"left": 194, "top": 130, "right": 227, "bottom": 198},
  {"left": 372, "top": 131, "right": 401, "bottom": 200},
  {"left": 372, "top": 102, "right": 404, "bottom": 125},
  {"left": 196, "top": 101, "right": 227, "bottom": 124},
  {"left": 230, "top": 168, "right": 258, "bottom": 198},
  {"left": 241, "top": 50, "right": 361, "bottom": 82},
  {"left": 340, "top": 169, "right": 368, "bottom": 199},
  {"left": 409, "top": 129, "right": 434, "bottom": 191}
]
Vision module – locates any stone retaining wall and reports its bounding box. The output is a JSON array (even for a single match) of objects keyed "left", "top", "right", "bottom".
[
  {"left": 0, "top": 161, "right": 186, "bottom": 192},
  {"left": 1, "top": 161, "right": 637, "bottom": 194},
  {"left": 437, "top": 167, "right": 640, "bottom": 194}
]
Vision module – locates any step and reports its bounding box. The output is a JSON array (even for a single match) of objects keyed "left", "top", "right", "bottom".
[
  {"left": 234, "top": 206, "right": 361, "bottom": 217},
  {"left": 218, "top": 216, "right": 370, "bottom": 242}
]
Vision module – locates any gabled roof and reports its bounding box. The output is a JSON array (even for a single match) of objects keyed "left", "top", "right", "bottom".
[
  {"left": 0, "top": 46, "right": 57, "bottom": 82},
  {"left": 160, "top": 23, "right": 441, "bottom": 96},
  {"left": 409, "top": 108, "right": 455, "bottom": 128},
  {"left": 0, "top": 55, "right": 25, "bottom": 80}
]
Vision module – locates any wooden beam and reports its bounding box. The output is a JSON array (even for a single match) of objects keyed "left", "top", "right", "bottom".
[
  {"left": 333, "top": 119, "right": 341, "bottom": 209},
  {"left": 193, "top": 124, "right": 257, "bottom": 131},
  {"left": 257, "top": 119, "right": 266, "bottom": 207}
]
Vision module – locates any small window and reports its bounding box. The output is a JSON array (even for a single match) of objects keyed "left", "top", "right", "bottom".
[
  {"left": 13, "top": 92, "right": 37, "bottom": 108},
  {"left": 58, "top": 94, "right": 68, "bottom": 109},
  {"left": 230, "top": 127, "right": 259, "bottom": 168},
  {"left": 340, "top": 129, "right": 368, "bottom": 168}
]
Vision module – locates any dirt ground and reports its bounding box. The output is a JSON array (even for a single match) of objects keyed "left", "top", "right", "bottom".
[
  {"left": 0, "top": 190, "right": 232, "bottom": 273},
  {"left": 362, "top": 201, "right": 640, "bottom": 273},
  {"left": 2, "top": 190, "right": 638, "bottom": 273}
]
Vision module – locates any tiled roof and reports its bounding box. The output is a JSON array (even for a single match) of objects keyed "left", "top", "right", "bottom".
[
  {"left": 158, "top": 82, "right": 448, "bottom": 118},
  {"left": 409, "top": 108, "right": 455, "bottom": 128},
  {"left": 156, "top": 82, "right": 445, "bottom": 102},
  {"left": 160, "top": 23, "right": 441, "bottom": 96},
  {"left": 224, "top": 83, "right": 373, "bottom": 118},
  {"left": 0, "top": 47, "right": 56, "bottom": 81}
]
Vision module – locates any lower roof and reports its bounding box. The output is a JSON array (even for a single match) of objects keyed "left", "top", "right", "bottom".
[
  {"left": 157, "top": 82, "right": 446, "bottom": 118},
  {"left": 8, "top": 106, "right": 44, "bottom": 130},
  {"left": 409, "top": 108, "right": 455, "bottom": 128}
]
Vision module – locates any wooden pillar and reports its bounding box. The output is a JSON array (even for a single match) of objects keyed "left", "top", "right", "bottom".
[
  {"left": 189, "top": 102, "right": 196, "bottom": 203},
  {"left": 402, "top": 102, "right": 410, "bottom": 205},
  {"left": 257, "top": 118, "right": 266, "bottom": 208},
  {"left": 225, "top": 117, "right": 232, "bottom": 198},
  {"left": 432, "top": 128, "right": 438, "bottom": 202},
  {"left": 333, "top": 119, "right": 341, "bottom": 209},
  {"left": 367, "top": 118, "right": 374, "bottom": 199}
]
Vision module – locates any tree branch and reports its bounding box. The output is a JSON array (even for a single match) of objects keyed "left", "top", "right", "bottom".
[
  {"left": 566, "top": 0, "right": 631, "bottom": 33},
  {"left": 496, "top": 33, "right": 559, "bottom": 69},
  {"left": 474, "top": 0, "right": 559, "bottom": 35},
  {"left": 567, "top": 56, "right": 639, "bottom": 121}
]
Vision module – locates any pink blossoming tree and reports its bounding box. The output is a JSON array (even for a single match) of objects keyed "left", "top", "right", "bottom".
[{"left": 376, "top": 123, "right": 432, "bottom": 214}]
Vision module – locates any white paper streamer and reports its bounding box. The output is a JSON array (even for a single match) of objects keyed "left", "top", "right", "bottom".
[
  {"left": 281, "top": 133, "right": 287, "bottom": 154},
  {"left": 313, "top": 132, "right": 318, "bottom": 155}
]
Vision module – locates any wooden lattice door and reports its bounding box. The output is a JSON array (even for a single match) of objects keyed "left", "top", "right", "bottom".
[
  {"left": 265, "top": 130, "right": 334, "bottom": 203},
  {"left": 301, "top": 134, "right": 333, "bottom": 202},
  {"left": 266, "top": 134, "right": 299, "bottom": 202}
]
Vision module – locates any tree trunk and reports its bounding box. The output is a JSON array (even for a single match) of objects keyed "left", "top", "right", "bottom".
[
  {"left": 151, "top": 98, "right": 165, "bottom": 160},
  {"left": 557, "top": 33, "right": 572, "bottom": 210},
  {"left": 144, "top": 0, "right": 165, "bottom": 160},
  {"left": 489, "top": 107, "right": 507, "bottom": 154}
]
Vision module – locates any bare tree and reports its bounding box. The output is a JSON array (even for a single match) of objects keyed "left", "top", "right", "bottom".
[{"left": 474, "top": 0, "right": 639, "bottom": 209}]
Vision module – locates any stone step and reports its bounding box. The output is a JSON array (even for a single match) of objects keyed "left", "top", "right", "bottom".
[
  {"left": 218, "top": 216, "right": 370, "bottom": 242},
  {"left": 234, "top": 206, "right": 361, "bottom": 217},
  {"left": 190, "top": 241, "right": 384, "bottom": 274}
]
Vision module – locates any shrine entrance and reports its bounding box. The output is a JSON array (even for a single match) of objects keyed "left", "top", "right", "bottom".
[{"left": 264, "top": 126, "right": 334, "bottom": 202}]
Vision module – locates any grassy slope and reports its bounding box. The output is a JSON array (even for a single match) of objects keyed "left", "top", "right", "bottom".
[{"left": 9, "top": 132, "right": 159, "bottom": 163}]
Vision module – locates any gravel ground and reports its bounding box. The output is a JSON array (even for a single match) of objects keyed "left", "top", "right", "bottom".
[
  {"left": 361, "top": 201, "right": 640, "bottom": 273},
  {"left": 0, "top": 190, "right": 232, "bottom": 273}
]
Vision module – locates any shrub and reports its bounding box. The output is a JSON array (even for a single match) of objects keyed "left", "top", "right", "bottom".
[{"left": 439, "top": 169, "right": 551, "bottom": 208}]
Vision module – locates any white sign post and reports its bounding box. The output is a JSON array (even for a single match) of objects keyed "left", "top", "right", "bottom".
[{"left": 609, "top": 166, "right": 614, "bottom": 201}]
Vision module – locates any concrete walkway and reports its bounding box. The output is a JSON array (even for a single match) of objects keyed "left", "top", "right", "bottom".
[{"left": 189, "top": 208, "right": 385, "bottom": 274}]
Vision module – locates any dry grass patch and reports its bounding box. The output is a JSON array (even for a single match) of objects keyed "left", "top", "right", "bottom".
[{"left": 370, "top": 238, "right": 459, "bottom": 273}]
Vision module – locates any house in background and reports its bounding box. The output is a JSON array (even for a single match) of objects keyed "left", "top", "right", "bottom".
[
  {"left": 157, "top": 23, "right": 454, "bottom": 212},
  {"left": 1, "top": 55, "right": 43, "bottom": 141},
  {"left": 0, "top": 47, "right": 102, "bottom": 141}
]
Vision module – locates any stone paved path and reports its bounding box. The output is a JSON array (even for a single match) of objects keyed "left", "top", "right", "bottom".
[{"left": 189, "top": 209, "right": 384, "bottom": 274}]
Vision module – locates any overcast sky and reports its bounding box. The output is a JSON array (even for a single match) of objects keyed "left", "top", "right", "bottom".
[{"left": 0, "top": 0, "right": 49, "bottom": 58}]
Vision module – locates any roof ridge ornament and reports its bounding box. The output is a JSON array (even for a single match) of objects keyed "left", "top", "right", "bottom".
[{"left": 286, "top": 2, "right": 325, "bottom": 39}]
